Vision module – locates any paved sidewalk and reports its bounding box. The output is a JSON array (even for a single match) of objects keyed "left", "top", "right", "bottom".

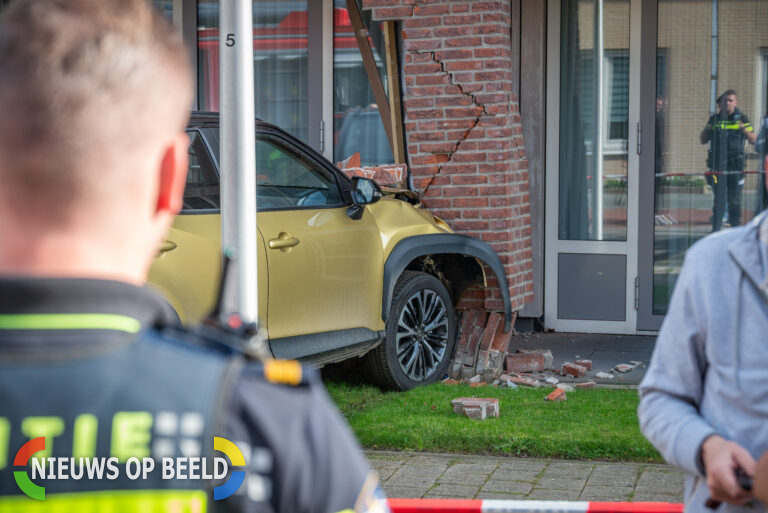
[{"left": 367, "top": 451, "right": 685, "bottom": 503}]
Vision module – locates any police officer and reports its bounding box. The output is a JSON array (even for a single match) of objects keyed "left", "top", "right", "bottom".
[
  {"left": 700, "top": 89, "right": 758, "bottom": 232},
  {"left": 0, "top": 1, "right": 387, "bottom": 512}
]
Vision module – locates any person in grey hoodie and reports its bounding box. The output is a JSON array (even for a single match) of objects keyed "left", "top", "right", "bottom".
[{"left": 638, "top": 213, "right": 768, "bottom": 510}]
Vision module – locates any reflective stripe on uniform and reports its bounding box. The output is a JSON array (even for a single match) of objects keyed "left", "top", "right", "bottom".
[
  {"left": 709, "top": 121, "right": 753, "bottom": 131},
  {"left": 0, "top": 490, "right": 206, "bottom": 512},
  {"left": 0, "top": 314, "right": 141, "bottom": 333}
]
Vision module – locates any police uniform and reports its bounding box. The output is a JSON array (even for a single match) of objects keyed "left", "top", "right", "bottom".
[
  {"left": 0, "top": 277, "right": 387, "bottom": 513},
  {"left": 702, "top": 107, "right": 754, "bottom": 231}
]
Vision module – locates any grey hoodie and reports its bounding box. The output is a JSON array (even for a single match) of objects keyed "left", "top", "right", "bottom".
[{"left": 638, "top": 212, "right": 768, "bottom": 512}]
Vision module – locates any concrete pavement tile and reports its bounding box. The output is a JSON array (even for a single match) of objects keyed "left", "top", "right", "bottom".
[
  {"left": 446, "top": 462, "right": 499, "bottom": 474},
  {"left": 630, "top": 492, "right": 683, "bottom": 503},
  {"left": 497, "top": 460, "right": 548, "bottom": 472},
  {"left": 386, "top": 472, "right": 439, "bottom": 488},
  {"left": 541, "top": 462, "right": 594, "bottom": 479},
  {"left": 438, "top": 470, "right": 489, "bottom": 486},
  {"left": 638, "top": 470, "right": 686, "bottom": 484},
  {"left": 482, "top": 480, "right": 534, "bottom": 494},
  {"left": 476, "top": 492, "right": 527, "bottom": 500},
  {"left": 579, "top": 485, "right": 634, "bottom": 500},
  {"left": 586, "top": 473, "right": 637, "bottom": 486},
  {"left": 396, "top": 464, "right": 447, "bottom": 478},
  {"left": 488, "top": 470, "right": 540, "bottom": 482},
  {"left": 526, "top": 488, "right": 583, "bottom": 500},
  {"left": 634, "top": 480, "right": 684, "bottom": 495},
  {"left": 382, "top": 485, "right": 430, "bottom": 499},
  {"left": 408, "top": 454, "right": 454, "bottom": 465},
  {"left": 534, "top": 477, "right": 586, "bottom": 491},
  {"left": 424, "top": 484, "right": 481, "bottom": 498},
  {"left": 374, "top": 467, "right": 398, "bottom": 481}
]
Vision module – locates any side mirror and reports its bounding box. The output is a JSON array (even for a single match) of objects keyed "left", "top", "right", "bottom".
[{"left": 347, "top": 176, "right": 383, "bottom": 220}]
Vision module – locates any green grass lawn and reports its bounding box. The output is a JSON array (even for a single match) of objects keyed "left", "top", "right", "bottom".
[{"left": 325, "top": 380, "right": 662, "bottom": 463}]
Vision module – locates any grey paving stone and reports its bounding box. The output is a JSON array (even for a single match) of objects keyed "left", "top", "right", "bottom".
[
  {"left": 396, "top": 464, "right": 447, "bottom": 478},
  {"left": 408, "top": 454, "right": 454, "bottom": 465},
  {"left": 534, "top": 477, "right": 586, "bottom": 491},
  {"left": 579, "top": 485, "right": 634, "bottom": 500},
  {"left": 541, "top": 463, "right": 595, "bottom": 479},
  {"left": 375, "top": 466, "right": 398, "bottom": 481},
  {"left": 586, "top": 473, "right": 638, "bottom": 486},
  {"left": 630, "top": 492, "right": 683, "bottom": 503},
  {"left": 636, "top": 475, "right": 685, "bottom": 494},
  {"left": 527, "top": 488, "right": 583, "bottom": 500},
  {"left": 382, "top": 485, "right": 430, "bottom": 499},
  {"left": 482, "top": 480, "right": 534, "bottom": 494},
  {"left": 424, "top": 484, "right": 481, "bottom": 498},
  {"left": 386, "top": 472, "right": 439, "bottom": 488},
  {"left": 438, "top": 470, "right": 489, "bottom": 486},
  {"left": 446, "top": 462, "right": 499, "bottom": 474},
  {"left": 488, "top": 470, "right": 540, "bottom": 482},
  {"left": 476, "top": 492, "right": 528, "bottom": 500},
  {"left": 497, "top": 460, "right": 548, "bottom": 472}
]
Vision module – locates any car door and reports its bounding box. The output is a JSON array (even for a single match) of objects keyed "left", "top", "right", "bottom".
[
  {"left": 254, "top": 130, "right": 384, "bottom": 350},
  {"left": 148, "top": 128, "right": 268, "bottom": 324}
]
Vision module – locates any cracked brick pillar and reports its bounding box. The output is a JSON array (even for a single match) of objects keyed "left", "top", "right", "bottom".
[{"left": 364, "top": 1, "right": 534, "bottom": 331}]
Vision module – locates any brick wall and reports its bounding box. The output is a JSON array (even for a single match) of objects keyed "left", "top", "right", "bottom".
[{"left": 363, "top": 0, "right": 533, "bottom": 313}]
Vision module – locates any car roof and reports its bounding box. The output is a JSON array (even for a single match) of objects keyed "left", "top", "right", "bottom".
[{"left": 188, "top": 111, "right": 282, "bottom": 133}]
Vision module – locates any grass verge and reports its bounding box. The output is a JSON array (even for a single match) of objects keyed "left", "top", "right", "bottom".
[{"left": 325, "top": 380, "right": 662, "bottom": 463}]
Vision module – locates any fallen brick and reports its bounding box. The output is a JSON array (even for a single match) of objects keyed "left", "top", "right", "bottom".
[
  {"left": 595, "top": 372, "right": 614, "bottom": 379},
  {"left": 505, "top": 349, "right": 553, "bottom": 373},
  {"left": 546, "top": 388, "right": 566, "bottom": 401},
  {"left": 557, "top": 383, "right": 575, "bottom": 392},
  {"left": 575, "top": 381, "right": 597, "bottom": 390},
  {"left": 479, "top": 313, "right": 503, "bottom": 351},
  {"left": 614, "top": 364, "right": 635, "bottom": 373},
  {"left": 575, "top": 359, "right": 593, "bottom": 371},
  {"left": 450, "top": 397, "right": 500, "bottom": 419},
  {"left": 562, "top": 362, "right": 587, "bottom": 378},
  {"left": 463, "top": 326, "right": 484, "bottom": 367},
  {"left": 443, "top": 378, "right": 460, "bottom": 386},
  {"left": 469, "top": 381, "right": 487, "bottom": 388},
  {"left": 509, "top": 376, "right": 540, "bottom": 388}
]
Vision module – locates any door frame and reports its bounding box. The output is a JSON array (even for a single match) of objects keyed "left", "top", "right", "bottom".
[
  {"left": 636, "top": 0, "right": 664, "bottom": 331},
  {"left": 544, "top": 0, "right": 645, "bottom": 334}
]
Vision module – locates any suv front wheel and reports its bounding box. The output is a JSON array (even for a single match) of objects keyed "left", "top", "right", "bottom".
[{"left": 365, "top": 271, "right": 457, "bottom": 390}]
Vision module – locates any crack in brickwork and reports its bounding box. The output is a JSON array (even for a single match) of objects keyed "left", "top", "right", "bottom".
[{"left": 418, "top": 50, "right": 488, "bottom": 197}]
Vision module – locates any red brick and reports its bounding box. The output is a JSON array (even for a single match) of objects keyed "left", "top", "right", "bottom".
[
  {"left": 505, "top": 352, "right": 543, "bottom": 373},
  {"left": 413, "top": 4, "right": 450, "bottom": 15},
  {"left": 575, "top": 382, "right": 597, "bottom": 390},
  {"left": 546, "top": 388, "right": 566, "bottom": 402},
  {"left": 463, "top": 325, "right": 484, "bottom": 367},
  {"left": 373, "top": 6, "right": 414, "bottom": 19},
  {"left": 562, "top": 363, "right": 587, "bottom": 378},
  {"left": 478, "top": 312, "right": 502, "bottom": 352},
  {"left": 575, "top": 360, "right": 593, "bottom": 371}
]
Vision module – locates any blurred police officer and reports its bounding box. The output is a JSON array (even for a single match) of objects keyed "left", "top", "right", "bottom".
[
  {"left": 0, "top": 1, "right": 386, "bottom": 512},
  {"left": 700, "top": 90, "right": 758, "bottom": 232}
]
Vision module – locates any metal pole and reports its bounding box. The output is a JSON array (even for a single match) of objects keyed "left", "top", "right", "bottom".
[
  {"left": 220, "top": 0, "right": 258, "bottom": 323},
  {"left": 595, "top": 0, "right": 605, "bottom": 240}
]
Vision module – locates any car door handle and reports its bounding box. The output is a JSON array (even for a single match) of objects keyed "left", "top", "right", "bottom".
[
  {"left": 158, "top": 240, "right": 177, "bottom": 253},
  {"left": 269, "top": 234, "right": 300, "bottom": 251}
]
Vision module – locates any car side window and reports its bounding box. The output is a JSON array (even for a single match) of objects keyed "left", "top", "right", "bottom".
[
  {"left": 255, "top": 136, "right": 343, "bottom": 210},
  {"left": 182, "top": 131, "right": 220, "bottom": 211}
]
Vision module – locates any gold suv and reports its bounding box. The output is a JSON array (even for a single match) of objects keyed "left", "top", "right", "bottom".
[{"left": 149, "top": 113, "right": 511, "bottom": 390}]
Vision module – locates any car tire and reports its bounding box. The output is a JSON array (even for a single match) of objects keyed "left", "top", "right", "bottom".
[{"left": 365, "top": 271, "right": 457, "bottom": 391}]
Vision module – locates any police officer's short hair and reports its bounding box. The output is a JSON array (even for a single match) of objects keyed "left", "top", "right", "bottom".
[
  {"left": 0, "top": 0, "right": 191, "bottom": 225},
  {"left": 717, "top": 89, "right": 738, "bottom": 103}
]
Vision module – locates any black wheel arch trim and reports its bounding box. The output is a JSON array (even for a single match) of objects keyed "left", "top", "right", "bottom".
[{"left": 382, "top": 234, "right": 513, "bottom": 332}]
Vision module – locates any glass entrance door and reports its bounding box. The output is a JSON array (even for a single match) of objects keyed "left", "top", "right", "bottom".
[
  {"left": 545, "top": 0, "right": 641, "bottom": 333},
  {"left": 637, "top": 0, "right": 768, "bottom": 329}
]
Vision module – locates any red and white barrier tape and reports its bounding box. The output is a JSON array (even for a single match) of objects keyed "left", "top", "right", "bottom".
[{"left": 387, "top": 499, "right": 683, "bottom": 513}]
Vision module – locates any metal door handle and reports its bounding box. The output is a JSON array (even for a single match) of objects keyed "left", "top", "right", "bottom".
[
  {"left": 159, "top": 240, "right": 177, "bottom": 253},
  {"left": 269, "top": 234, "right": 300, "bottom": 250}
]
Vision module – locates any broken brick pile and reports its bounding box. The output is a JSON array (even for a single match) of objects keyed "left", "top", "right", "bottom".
[
  {"left": 448, "top": 310, "right": 646, "bottom": 384},
  {"left": 451, "top": 310, "right": 512, "bottom": 382},
  {"left": 336, "top": 152, "right": 408, "bottom": 187}
]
